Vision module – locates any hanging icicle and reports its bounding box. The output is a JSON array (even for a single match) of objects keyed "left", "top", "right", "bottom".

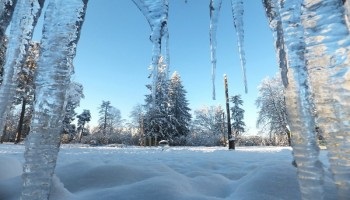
[
  {"left": 301, "top": 0, "right": 350, "bottom": 198},
  {"left": 209, "top": 0, "right": 222, "bottom": 100},
  {"left": 21, "top": 0, "right": 88, "bottom": 199},
  {"left": 231, "top": 0, "right": 247, "bottom": 93},
  {"left": 132, "top": 0, "right": 169, "bottom": 104},
  {"left": 0, "top": 0, "right": 44, "bottom": 140},
  {"left": 277, "top": 0, "right": 325, "bottom": 199}
]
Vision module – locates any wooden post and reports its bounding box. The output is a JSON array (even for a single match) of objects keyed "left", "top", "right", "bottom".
[
  {"left": 222, "top": 112, "right": 226, "bottom": 146},
  {"left": 224, "top": 74, "right": 235, "bottom": 150}
]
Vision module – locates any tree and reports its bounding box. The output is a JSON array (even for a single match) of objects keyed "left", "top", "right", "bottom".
[
  {"left": 230, "top": 95, "right": 245, "bottom": 138},
  {"left": 62, "top": 81, "right": 84, "bottom": 141},
  {"left": 167, "top": 71, "right": 191, "bottom": 145},
  {"left": 143, "top": 56, "right": 171, "bottom": 143},
  {"left": 77, "top": 109, "right": 91, "bottom": 142},
  {"left": 14, "top": 42, "right": 40, "bottom": 143},
  {"left": 256, "top": 75, "right": 290, "bottom": 145},
  {"left": 98, "top": 101, "right": 122, "bottom": 134},
  {"left": 189, "top": 105, "right": 225, "bottom": 146}
]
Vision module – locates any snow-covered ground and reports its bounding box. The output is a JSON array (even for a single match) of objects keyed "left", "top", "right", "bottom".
[{"left": 0, "top": 144, "right": 336, "bottom": 200}]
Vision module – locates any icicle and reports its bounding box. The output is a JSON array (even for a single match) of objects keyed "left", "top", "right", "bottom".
[
  {"left": 301, "top": 0, "right": 350, "bottom": 198},
  {"left": 230, "top": 0, "right": 247, "bottom": 93},
  {"left": 277, "top": 0, "right": 325, "bottom": 199},
  {"left": 132, "top": 0, "right": 169, "bottom": 103},
  {"left": 0, "top": 0, "right": 17, "bottom": 35},
  {"left": 21, "top": 0, "right": 88, "bottom": 199},
  {"left": 209, "top": 0, "right": 222, "bottom": 100},
  {"left": 0, "top": 0, "right": 44, "bottom": 139},
  {"left": 263, "top": 0, "right": 288, "bottom": 88}
]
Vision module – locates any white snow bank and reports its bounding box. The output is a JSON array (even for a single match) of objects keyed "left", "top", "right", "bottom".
[{"left": 0, "top": 144, "right": 336, "bottom": 200}]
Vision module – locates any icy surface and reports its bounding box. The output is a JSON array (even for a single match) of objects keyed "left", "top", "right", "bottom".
[
  {"left": 277, "top": 0, "right": 325, "bottom": 199},
  {"left": 230, "top": 0, "right": 247, "bottom": 93},
  {"left": 301, "top": 0, "right": 350, "bottom": 198},
  {"left": 0, "top": 0, "right": 44, "bottom": 138},
  {"left": 209, "top": 0, "right": 222, "bottom": 100},
  {"left": 21, "top": 0, "right": 88, "bottom": 199},
  {"left": 132, "top": 0, "right": 169, "bottom": 102}
]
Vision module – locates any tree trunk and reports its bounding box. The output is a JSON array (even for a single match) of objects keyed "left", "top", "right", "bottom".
[{"left": 15, "top": 98, "right": 26, "bottom": 144}]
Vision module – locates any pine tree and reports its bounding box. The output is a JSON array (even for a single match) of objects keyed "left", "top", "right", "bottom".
[
  {"left": 230, "top": 95, "right": 245, "bottom": 138},
  {"left": 62, "top": 82, "right": 84, "bottom": 140},
  {"left": 14, "top": 42, "right": 39, "bottom": 143},
  {"left": 77, "top": 109, "right": 91, "bottom": 142},
  {"left": 98, "top": 101, "right": 122, "bottom": 134},
  {"left": 168, "top": 71, "right": 191, "bottom": 145},
  {"left": 143, "top": 56, "right": 171, "bottom": 142}
]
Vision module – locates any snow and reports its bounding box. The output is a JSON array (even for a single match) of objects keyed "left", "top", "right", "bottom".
[{"left": 0, "top": 144, "right": 336, "bottom": 200}]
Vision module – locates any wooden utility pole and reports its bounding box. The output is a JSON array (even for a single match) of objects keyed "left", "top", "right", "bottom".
[{"left": 224, "top": 74, "right": 235, "bottom": 150}]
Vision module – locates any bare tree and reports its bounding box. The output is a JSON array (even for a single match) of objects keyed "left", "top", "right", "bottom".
[{"left": 256, "top": 75, "right": 291, "bottom": 146}]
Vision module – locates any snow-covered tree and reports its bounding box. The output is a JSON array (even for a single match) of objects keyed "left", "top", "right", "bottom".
[
  {"left": 256, "top": 75, "right": 290, "bottom": 145},
  {"left": 13, "top": 42, "right": 39, "bottom": 143},
  {"left": 62, "top": 82, "right": 84, "bottom": 140},
  {"left": 77, "top": 109, "right": 91, "bottom": 142},
  {"left": 230, "top": 95, "right": 245, "bottom": 138},
  {"left": 189, "top": 105, "right": 225, "bottom": 146},
  {"left": 168, "top": 71, "right": 191, "bottom": 145},
  {"left": 143, "top": 56, "right": 171, "bottom": 142},
  {"left": 98, "top": 101, "right": 122, "bottom": 134}
]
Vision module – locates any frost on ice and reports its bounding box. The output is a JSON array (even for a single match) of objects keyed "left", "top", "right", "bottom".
[
  {"left": 0, "top": 0, "right": 44, "bottom": 140},
  {"left": 231, "top": 0, "right": 247, "bottom": 93},
  {"left": 264, "top": 0, "right": 350, "bottom": 199},
  {"left": 21, "top": 0, "right": 88, "bottom": 199},
  {"left": 301, "top": 0, "right": 350, "bottom": 198},
  {"left": 265, "top": 0, "right": 325, "bottom": 199},
  {"left": 209, "top": 0, "right": 222, "bottom": 100},
  {"left": 132, "top": 0, "right": 169, "bottom": 103}
]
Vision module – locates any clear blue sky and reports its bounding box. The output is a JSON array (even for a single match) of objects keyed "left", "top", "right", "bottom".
[{"left": 66, "top": 0, "right": 278, "bottom": 134}]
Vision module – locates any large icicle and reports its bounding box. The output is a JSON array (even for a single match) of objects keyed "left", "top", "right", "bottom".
[
  {"left": 0, "top": 0, "right": 17, "bottom": 43},
  {"left": 277, "top": 0, "right": 325, "bottom": 199},
  {"left": 132, "top": 0, "right": 169, "bottom": 103},
  {"left": 21, "top": 0, "right": 88, "bottom": 199},
  {"left": 301, "top": 0, "right": 350, "bottom": 198},
  {"left": 263, "top": 0, "right": 288, "bottom": 88},
  {"left": 209, "top": 0, "right": 222, "bottom": 100},
  {"left": 0, "top": 0, "right": 44, "bottom": 139},
  {"left": 230, "top": 0, "right": 247, "bottom": 93}
]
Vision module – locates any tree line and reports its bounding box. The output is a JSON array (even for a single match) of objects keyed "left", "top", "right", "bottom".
[{"left": 0, "top": 41, "right": 293, "bottom": 147}]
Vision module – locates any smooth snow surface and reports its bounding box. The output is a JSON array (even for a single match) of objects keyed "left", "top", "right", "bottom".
[{"left": 0, "top": 144, "right": 336, "bottom": 200}]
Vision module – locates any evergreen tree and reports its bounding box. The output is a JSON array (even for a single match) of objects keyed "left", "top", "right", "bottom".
[
  {"left": 77, "top": 109, "right": 91, "bottom": 142},
  {"left": 98, "top": 101, "right": 122, "bottom": 134},
  {"left": 143, "top": 56, "right": 171, "bottom": 141},
  {"left": 13, "top": 42, "right": 39, "bottom": 143},
  {"left": 62, "top": 82, "right": 84, "bottom": 140},
  {"left": 230, "top": 95, "right": 245, "bottom": 138},
  {"left": 168, "top": 71, "right": 191, "bottom": 145}
]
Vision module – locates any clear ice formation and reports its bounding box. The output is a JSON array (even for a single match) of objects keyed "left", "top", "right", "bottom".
[
  {"left": 0, "top": 0, "right": 44, "bottom": 139},
  {"left": 21, "top": 0, "right": 88, "bottom": 199},
  {"left": 0, "top": 0, "right": 17, "bottom": 39},
  {"left": 276, "top": 0, "right": 325, "bottom": 199},
  {"left": 132, "top": 0, "right": 169, "bottom": 103},
  {"left": 209, "top": 0, "right": 222, "bottom": 100},
  {"left": 231, "top": 0, "right": 247, "bottom": 93},
  {"left": 301, "top": 0, "right": 350, "bottom": 198}
]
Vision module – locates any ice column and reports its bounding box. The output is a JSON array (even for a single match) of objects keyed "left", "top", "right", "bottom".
[
  {"left": 0, "top": 0, "right": 44, "bottom": 139},
  {"left": 301, "top": 0, "right": 350, "bottom": 198},
  {"left": 278, "top": 0, "right": 325, "bottom": 199},
  {"left": 132, "top": 0, "right": 169, "bottom": 102},
  {"left": 21, "top": 0, "right": 88, "bottom": 199},
  {"left": 209, "top": 0, "right": 222, "bottom": 100},
  {"left": 230, "top": 0, "right": 247, "bottom": 93}
]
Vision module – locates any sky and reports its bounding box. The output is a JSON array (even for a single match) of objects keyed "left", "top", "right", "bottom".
[{"left": 46, "top": 0, "right": 278, "bottom": 134}]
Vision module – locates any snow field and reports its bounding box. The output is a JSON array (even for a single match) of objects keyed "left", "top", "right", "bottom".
[{"left": 0, "top": 144, "right": 335, "bottom": 200}]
